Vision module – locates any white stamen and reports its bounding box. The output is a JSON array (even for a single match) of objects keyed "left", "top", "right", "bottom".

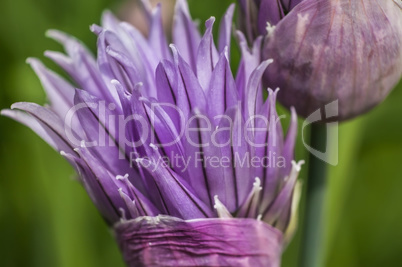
[
  {"left": 267, "top": 87, "right": 274, "bottom": 94},
  {"left": 247, "top": 177, "right": 262, "bottom": 218},
  {"left": 133, "top": 82, "right": 143, "bottom": 92},
  {"left": 80, "top": 140, "right": 86, "bottom": 148},
  {"left": 169, "top": 44, "right": 179, "bottom": 64},
  {"left": 149, "top": 143, "right": 158, "bottom": 151},
  {"left": 111, "top": 79, "right": 120, "bottom": 86},
  {"left": 116, "top": 173, "right": 129, "bottom": 180},
  {"left": 119, "top": 207, "right": 127, "bottom": 222},
  {"left": 257, "top": 214, "right": 262, "bottom": 221},
  {"left": 60, "top": 151, "right": 67, "bottom": 156},
  {"left": 291, "top": 160, "right": 305, "bottom": 173},
  {"left": 265, "top": 22, "right": 276, "bottom": 36},
  {"left": 213, "top": 195, "right": 233, "bottom": 218},
  {"left": 284, "top": 160, "right": 305, "bottom": 182},
  {"left": 223, "top": 46, "right": 229, "bottom": 60},
  {"left": 253, "top": 177, "right": 262, "bottom": 192}
]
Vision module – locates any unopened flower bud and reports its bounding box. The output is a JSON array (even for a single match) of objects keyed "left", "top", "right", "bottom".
[{"left": 261, "top": 0, "right": 402, "bottom": 120}]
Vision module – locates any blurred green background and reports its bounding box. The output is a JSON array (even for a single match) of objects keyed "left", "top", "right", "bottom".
[{"left": 0, "top": 0, "right": 401, "bottom": 266}]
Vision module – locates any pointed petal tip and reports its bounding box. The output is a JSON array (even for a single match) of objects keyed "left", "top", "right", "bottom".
[
  {"left": 257, "top": 59, "right": 274, "bottom": 73},
  {"left": 10, "top": 102, "right": 28, "bottom": 110},
  {"left": 101, "top": 9, "right": 120, "bottom": 26},
  {"left": 25, "top": 57, "right": 36, "bottom": 65},
  {"left": 265, "top": 58, "right": 274, "bottom": 65},
  {"left": 227, "top": 3, "right": 235, "bottom": 13},
  {"left": 25, "top": 57, "right": 46, "bottom": 72},
  {"left": 43, "top": 50, "right": 59, "bottom": 59},
  {"left": 0, "top": 108, "right": 12, "bottom": 117},
  {"left": 101, "top": 9, "right": 114, "bottom": 18},
  {"left": 169, "top": 43, "right": 177, "bottom": 53},
  {"left": 290, "top": 106, "right": 298, "bottom": 120},
  {"left": 206, "top": 16, "right": 216, "bottom": 26},
  {"left": 89, "top": 24, "right": 103, "bottom": 34},
  {"left": 291, "top": 160, "right": 305, "bottom": 172},
  {"left": 235, "top": 30, "right": 247, "bottom": 44},
  {"left": 45, "top": 29, "right": 68, "bottom": 43},
  {"left": 213, "top": 195, "right": 233, "bottom": 218}
]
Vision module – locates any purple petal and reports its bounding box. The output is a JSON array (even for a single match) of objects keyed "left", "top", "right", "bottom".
[
  {"left": 1, "top": 108, "right": 75, "bottom": 155},
  {"left": 136, "top": 158, "right": 214, "bottom": 219},
  {"left": 216, "top": 107, "right": 254, "bottom": 211},
  {"left": 95, "top": 30, "right": 129, "bottom": 103},
  {"left": 252, "top": 90, "right": 284, "bottom": 211},
  {"left": 106, "top": 46, "right": 143, "bottom": 92},
  {"left": 182, "top": 109, "right": 224, "bottom": 210},
  {"left": 75, "top": 146, "right": 159, "bottom": 220},
  {"left": 148, "top": 4, "right": 171, "bottom": 60},
  {"left": 62, "top": 151, "right": 122, "bottom": 224},
  {"left": 237, "top": 177, "right": 263, "bottom": 218},
  {"left": 101, "top": 10, "right": 122, "bottom": 32},
  {"left": 206, "top": 51, "right": 238, "bottom": 119},
  {"left": 245, "top": 59, "right": 273, "bottom": 123},
  {"left": 73, "top": 89, "right": 146, "bottom": 194},
  {"left": 173, "top": 0, "right": 202, "bottom": 72},
  {"left": 218, "top": 4, "right": 235, "bottom": 55},
  {"left": 5, "top": 102, "right": 79, "bottom": 154},
  {"left": 45, "top": 30, "right": 118, "bottom": 104},
  {"left": 140, "top": 97, "right": 186, "bottom": 174},
  {"left": 196, "top": 17, "right": 219, "bottom": 90},
  {"left": 172, "top": 46, "right": 207, "bottom": 116},
  {"left": 119, "top": 22, "right": 159, "bottom": 98},
  {"left": 281, "top": 107, "right": 297, "bottom": 176},
  {"left": 262, "top": 160, "right": 304, "bottom": 223},
  {"left": 155, "top": 60, "right": 178, "bottom": 107},
  {"left": 235, "top": 32, "right": 263, "bottom": 101},
  {"left": 26, "top": 58, "right": 75, "bottom": 118},
  {"left": 155, "top": 60, "right": 182, "bottom": 129}
]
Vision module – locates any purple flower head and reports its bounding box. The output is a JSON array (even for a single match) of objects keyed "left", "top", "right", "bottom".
[
  {"left": 240, "top": 0, "right": 402, "bottom": 121},
  {"left": 2, "top": 0, "right": 303, "bottom": 266}
]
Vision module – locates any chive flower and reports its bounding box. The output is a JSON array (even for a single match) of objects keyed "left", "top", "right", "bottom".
[{"left": 2, "top": 0, "right": 303, "bottom": 266}]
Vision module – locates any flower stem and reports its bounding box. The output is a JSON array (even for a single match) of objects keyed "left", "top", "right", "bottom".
[{"left": 300, "top": 123, "right": 328, "bottom": 267}]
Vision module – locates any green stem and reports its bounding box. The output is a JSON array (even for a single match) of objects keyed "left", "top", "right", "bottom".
[{"left": 300, "top": 123, "right": 328, "bottom": 267}]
